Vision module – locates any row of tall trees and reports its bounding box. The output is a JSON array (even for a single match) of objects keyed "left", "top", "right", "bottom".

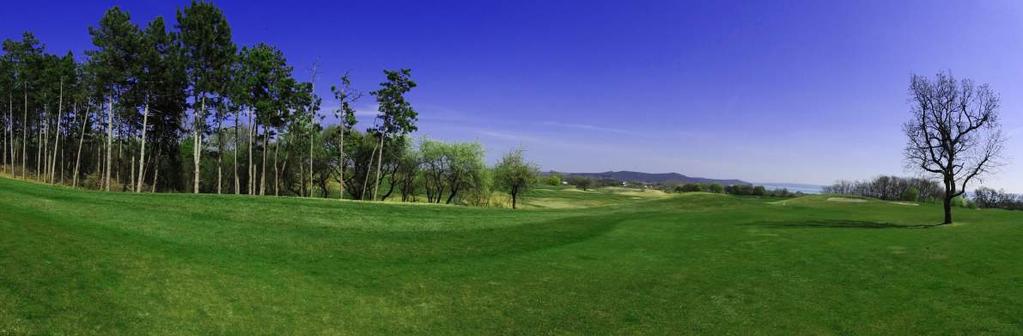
[{"left": 0, "top": 1, "right": 539, "bottom": 208}]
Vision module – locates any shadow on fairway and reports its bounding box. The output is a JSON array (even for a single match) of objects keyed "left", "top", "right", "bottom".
[{"left": 746, "top": 219, "right": 941, "bottom": 229}]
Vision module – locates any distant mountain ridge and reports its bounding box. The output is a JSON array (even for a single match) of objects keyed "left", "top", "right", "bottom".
[{"left": 560, "top": 171, "right": 749, "bottom": 186}]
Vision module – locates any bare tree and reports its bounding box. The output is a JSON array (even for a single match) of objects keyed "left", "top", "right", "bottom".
[{"left": 904, "top": 72, "right": 1004, "bottom": 224}]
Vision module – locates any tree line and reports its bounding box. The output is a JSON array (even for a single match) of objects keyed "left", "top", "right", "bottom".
[
  {"left": 821, "top": 176, "right": 943, "bottom": 202},
  {"left": 0, "top": 1, "right": 539, "bottom": 208}
]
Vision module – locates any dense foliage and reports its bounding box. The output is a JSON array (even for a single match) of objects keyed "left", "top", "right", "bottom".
[{"left": 0, "top": 2, "right": 539, "bottom": 208}]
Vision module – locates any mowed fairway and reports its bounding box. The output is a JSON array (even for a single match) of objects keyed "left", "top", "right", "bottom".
[{"left": 1, "top": 177, "right": 1022, "bottom": 335}]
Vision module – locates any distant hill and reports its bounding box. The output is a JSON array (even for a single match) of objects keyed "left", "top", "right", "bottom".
[{"left": 559, "top": 171, "right": 749, "bottom": 186}]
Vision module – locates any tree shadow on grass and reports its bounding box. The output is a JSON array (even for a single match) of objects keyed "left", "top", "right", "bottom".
[{"left": 746, "top": 219, "right": 942, "bottom": 229}]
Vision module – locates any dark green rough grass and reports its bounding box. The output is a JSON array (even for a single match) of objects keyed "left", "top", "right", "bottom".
[{"left": 1, "top": 178, "right": 1021, "bottom": 335}]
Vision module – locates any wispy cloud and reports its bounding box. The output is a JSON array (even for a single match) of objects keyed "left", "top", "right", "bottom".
[
  {"left": 354, "top": 104, "right": 381, "bottom": 117},
  {"left": 539, "top": 121, "right": 641, "bottom": 136}
]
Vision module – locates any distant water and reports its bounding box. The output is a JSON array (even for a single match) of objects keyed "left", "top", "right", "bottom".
[{"left": 759, "top": 183, "right": 824, "bottom": 194}]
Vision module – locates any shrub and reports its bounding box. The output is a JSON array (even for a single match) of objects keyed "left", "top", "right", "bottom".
[
  {"left": 544, "top": 173, "right": 562, "bottom": 186},
  {"left": 567, "top": 176, "right": 593, "bottom": 191},
  {"left": 902, "top": 187, "right": 920, "bottom": 202},
  {"left": 952, "top": 196, "right": 967, "bottom": 208},
  {"left": 708, "top": 183, "right": 724, "bottom": 193},
  {"left": 679, "top": 183, "right": 703, "bottom": 192}
]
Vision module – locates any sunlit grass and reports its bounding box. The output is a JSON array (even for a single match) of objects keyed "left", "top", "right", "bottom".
[{"left": 1, "top": 177, "right": 1021, "bottom": 334}]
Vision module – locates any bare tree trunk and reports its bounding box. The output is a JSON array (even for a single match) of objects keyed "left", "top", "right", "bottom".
[
  {"left": 234, "top": 110, "right": 240, "bottom": 194},
  {"left": 21, "top": 89, "right": 27, "bottom": 179},
  {"left": 130, "top": 155, "right": 135, "bottom": 191},
  {"left": 48, "top": 79, "right": 63, "bottom": 183},
  {"left": 38, "top": 109, "right": 44, "bottom": 180},
  {"left": 306, "top": 62, "right": 319, "bottom": 197},
  {"left": 135, "top": 103, "right": 149, "bottom": 192},
  {"left": 338, "top": 126, "right": 345, "bottom": 200},
  {"left": 11, "top": 95, "right": 16, "bottom": 177},
  {"left": 73, "top": 106, "right": 88, "bottom": 188},
  {"left": 273, "top": 141, "right": 279, "bottom": 197},
  {"left": 104, "top": 97, "right": 113, "bottom": 191},
  {"left": 361, "top": 141, "right": 377, "bottom": 200},
  {"left": 116, "top": 129, "right": 122, "bottom": 190},
  {"left": 193, "top": 96, "right": 205, "bottom": 193},
  {"left": 213, "top": 113, "right": 224, "bottom": 195},
  {"left": 260, "top": 124, "right": 268, "bottom": 196},
  {"left": 1, "top": 102, "right": 5, "bottom": 175},
  {"left": 151, "top": 146, "right": 162, "bottom": 193},
  {"left": 248, "top": 112, "right": 255, "bottom": 195},
  {"left": 372, "top": 134, "right": 385, "bottom": 201},
  {"left": 3, "top": 91, "right": 9, "bottom": 175},
  {"left": 59, "top": 139, "right": 65, "bottom": 185}
]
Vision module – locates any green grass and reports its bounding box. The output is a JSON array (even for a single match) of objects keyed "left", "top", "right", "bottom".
[{"left": 1, "top": 177, "right": 1021, "bottom": 335}]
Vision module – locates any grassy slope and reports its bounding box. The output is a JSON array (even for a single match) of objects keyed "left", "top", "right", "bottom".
[{"left": 1, "top": 178, "right": 1021, "bottom": 335}]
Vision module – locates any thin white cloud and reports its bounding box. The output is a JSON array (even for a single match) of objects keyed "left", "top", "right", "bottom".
[
  {"left": 539, "top": 121, "right": 640, "bottom": 136},
  {"left": 354, "top": 104, "right": 381, "bottom": 117}
]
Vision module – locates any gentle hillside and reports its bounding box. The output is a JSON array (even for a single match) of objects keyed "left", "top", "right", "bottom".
[{"left": 1, "top": 177, "right": 1021, "bottom": 334}]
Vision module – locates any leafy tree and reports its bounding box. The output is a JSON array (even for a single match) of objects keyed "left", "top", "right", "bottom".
[
  {"left": 87, "top": 7, "right": 141, "bottom": 191},
  {"left": 544, "top": 172, "right": 562, "bottom": 186},
  {"left": 329, "top": 74, "right": 358, "bottom": 199},
  {"left": 3, "top": 32, "right": 45, "bottom": 179},
  {"left": 369, "top": 69, "right": 417, "bottom": 200},
  {"left": 418, "top": 139, "right": 486, "bottom": 204},
  {"left": 176, "top": 0, "right": 236, "bottom": 193},
  {"left": 567, "top": 175, "right": 593, "bottom": 191},
  {"left": 136, "top": 17, "right": 187, "bottom": 192},
  {"left": 237, "top": 43, "right": 294, "bottom": 195},
  {"left": 0, "top": 54, "right": 12, "bottom": 174},
  {"left": 494, "top": 148, "right": 539, "bottom": 209}
]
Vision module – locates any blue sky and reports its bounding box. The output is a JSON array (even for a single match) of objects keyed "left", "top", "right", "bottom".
[{"left": 4, "top": 0, "right": 1023, "bottom": 190}]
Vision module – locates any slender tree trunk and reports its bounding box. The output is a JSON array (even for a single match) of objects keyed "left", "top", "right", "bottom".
[
  {"left": 303, "top": 63, "right": 319, "bottom": 197},
  {"left": 193, "top": 96, "right": 205, "bottom": 193},
  {"left": 130, "top": 156, "right": 135, "bottom": 191},
  {"left": 273, "top": 141, "right": 279, "bottom": 197},
  {"left": 59, "top": 139, "right": 65, "bottom": 185},
  {"left": 116, "top": 129, "right": 122, "bottom": 190},
  {"left": 136, "top": 103, "right": 149, "bottom": 192},
  {"left": 1, "top": 100, "right": 5, "bottom": 175},
  {"left": 5, "top": 92, "right": 10, "bottom": 175},
  {"left": 6, "top": 95, "right": 10, "bottom": 176},
  {"left": 73, "top": 106, "right": 88, "bottom": 188},
  {"left": 151, "top": 146, "right": 162, "bottom": 193},
  {"left": 260, "top": 125, "right": 268, "bottom": 196},
  {"left": 248, "top": 112, "right": 255, "bottom": 195},
  {"left": 49, "top": 79, "right": 63, "bottom": 183},
  {"left": 234, "top": 110, "right": 240, "bottom": 194},
  {"left": 105, "top": 97, "right": 113, "bottom": 191},
  {"left": 338, "top": 126, "right": 345, "bottom": 200},
  {"left": 213, "top": 114, "right": 224, "bottom": 194},
  {"left": 2, "top": 95, "right": 6, "bottom": 175},
  {"left": 94, "top": 134, "right": 101, "bottom": 183},
  {"left": 372, "top": 134, "right": 385, "bottom": 201},
  {"left": 309, "top": 127, "right": 313, "bottom": 197},
  {"left": 21, "top": 89, "right": 27, "bottom": 179},
  {"left": 38, "top": 109, "right": 44, "bottom": 180},
  {"left": 362, "top": 141, "right": 377, "bottom": 200}
]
